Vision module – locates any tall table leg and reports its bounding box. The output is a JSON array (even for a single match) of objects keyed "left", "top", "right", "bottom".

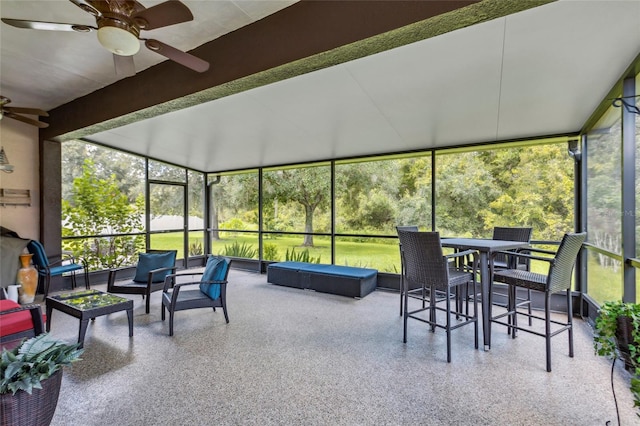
[{"left": 480, "top": 251, "right": 491, "bottom": 351}]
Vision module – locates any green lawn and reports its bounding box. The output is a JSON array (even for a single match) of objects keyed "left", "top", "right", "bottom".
[{"left": 150, "top": 233, "right": 638, "bottom": 302}]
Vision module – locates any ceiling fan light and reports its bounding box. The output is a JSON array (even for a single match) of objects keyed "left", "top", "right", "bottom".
[{"left": 97, "top": 26, "right": 139, "bottom": 56}]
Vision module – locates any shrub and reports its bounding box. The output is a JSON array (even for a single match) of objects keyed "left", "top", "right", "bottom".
[
  {"left": 189, "top": 240, "right": 203, "bottom": 256},
  {"left": 263, "top": 243, "right": 280, "bottom": 261},
  {"left": 222, "top": 242, "right": 257, "bottom": 258},
  {"left": 285, "top": 248, "right": 321, "bottom": 264}
]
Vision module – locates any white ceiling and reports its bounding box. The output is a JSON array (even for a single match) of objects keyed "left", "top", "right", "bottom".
[
  {"left": 0, "top": 0, "right": 298, "bottom": 109},
  {"left": 2, "top": 1, "right": 640, "bottom": 173}
]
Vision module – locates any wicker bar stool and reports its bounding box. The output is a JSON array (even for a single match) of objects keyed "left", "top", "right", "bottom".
[
  {"left": 491, "top": 232, "right": 586, "bottom": 372},
  {"left": 398, "top": 230, "right": 479, "bottom": 363}
]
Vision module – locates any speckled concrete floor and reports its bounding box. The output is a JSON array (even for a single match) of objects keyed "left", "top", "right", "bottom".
[{"left": 44, "top": 269, "right": 636, "bottom": 426}]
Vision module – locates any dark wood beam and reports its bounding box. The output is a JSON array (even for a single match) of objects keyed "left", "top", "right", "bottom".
[{"left": 42, "top": 0, "right": 479, "bottom": 140}]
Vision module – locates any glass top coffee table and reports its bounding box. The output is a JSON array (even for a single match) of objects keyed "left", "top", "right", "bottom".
[{"left": 46, "top": 289, "right": 133, "bottom": 348}]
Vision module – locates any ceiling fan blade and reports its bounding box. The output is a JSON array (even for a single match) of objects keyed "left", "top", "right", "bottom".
[
  {"left": 68, "top": 0, "right": 102, "bottom": 17},
  {"left": 4, "top": 106, "right": 49, "bottom": 117},
  {"left": 113, "top": 54, "right": 136, "bottom": 77},
  {"left": 144, "top": 39, "right": 209, "bottom": 73},
  {"left": 4, "top": 112, "right": 49, "bottom": 128},
  {"left": 133, "top": 1, "right": 193, "bottom": 30},
  {"left": 1, "top": 18, "right": 95, "bottom": 32}
]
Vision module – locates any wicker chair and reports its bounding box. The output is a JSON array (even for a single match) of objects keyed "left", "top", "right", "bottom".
[
  {"left": 491, "top": 232, "right": 586, "bottom": 372},
  {"left": 398, "top": 230, "right": 478, "bottom": 362},
  {"left": 161, "top": 255, "right": 231, "bottom": 336},
  {"left": 107, "top": 250, "right": 177, "bottom": 314},
  {"left": 491, "top": 227, "right": 533, "bottom": 324},
  {"left": 396, "top": 225, "right": 419, "bottom": 316}
]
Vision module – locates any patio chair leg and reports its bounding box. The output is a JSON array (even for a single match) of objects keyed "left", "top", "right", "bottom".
[
  {"left": 446, "top": 294, "right": 452, "bottom": 363},
  {"left": 567, "top": 288, "right": 574, "bottom": 358},
  {"left": 545, "top": 293, "right": 552, "bottom": 372}
]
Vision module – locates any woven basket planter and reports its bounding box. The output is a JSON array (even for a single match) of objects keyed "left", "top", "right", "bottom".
[{"left": 0, "top": 369, "right": 63, "bottom": 426}]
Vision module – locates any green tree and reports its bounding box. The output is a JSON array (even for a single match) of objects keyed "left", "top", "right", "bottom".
[
  {"left": 436, "top": 151, "right": 500, "bottom": 237},
  {"left": 62, "top": 140, "right": 145, "bottom": 203},
  {"left": 479, "top": 144, "right": 574, "bottom": 241},
  {"left": 263, "top": 166, "right": 330, "bottom": 246},
  {"left": 62, "top": 159, "right": 144, "bottom": 270}
]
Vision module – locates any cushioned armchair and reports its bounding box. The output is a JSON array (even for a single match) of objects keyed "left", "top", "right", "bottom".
[
  {"left": 0, "top": 299, "right": 45, "bottom": 348},
  {"left": 27, "top": 240, "right": 87, "bottom": 299},
  {"left": 107, "top": 250, "right": 177, "bottom": 314},
  {"left": 161, "top": 255, "right": 231, "bottom": 336}
]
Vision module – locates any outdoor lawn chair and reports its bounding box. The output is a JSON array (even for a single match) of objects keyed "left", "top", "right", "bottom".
[
  {"left": 107, "top": 250, "right": 177, "bottom": 314},
  {"left": 398, "top": 230, "right": 478, "bottom": 362},
  {"left": 27, "top": 239, "right": 87, "bottom": 299},
  {"left": 396, "top": 225, "right": 419, "bottom": 316},
  {"left": 0, "top": 299, "right": 45, "bottom": 348},
  {"left": 491, "top": 232, "right": 586, "bottom": 372},
  {"left": 161, "top": 255, "right": 231, "bottom": 336}
]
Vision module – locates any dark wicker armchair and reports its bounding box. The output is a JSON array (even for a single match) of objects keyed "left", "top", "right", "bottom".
[
  {"left": 491, "top": 232, "right": 586, "bottom": 372},
  {"left": 398, "top": 230, "right": 478, "bottom": 362},
  {"left": 161, "top": 255, "right": 231, "bottom": 336},
  {"left": 107, "top": 250, "right": 177, "bottom": 314}
]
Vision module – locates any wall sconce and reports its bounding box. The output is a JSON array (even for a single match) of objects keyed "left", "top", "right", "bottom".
[
  {"left": 567, "top": 139, "right": 581, "bottom": 162},
  {"left": 0, "top": 146, "right": 15, "bottom": 173},
  {"left": 612, "top": 97, "right": 640, "bottom": 115}
]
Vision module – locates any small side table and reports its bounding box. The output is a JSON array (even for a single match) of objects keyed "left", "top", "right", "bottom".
[{"left": 46, "top": 289, "right": 133, "bottom": 348}]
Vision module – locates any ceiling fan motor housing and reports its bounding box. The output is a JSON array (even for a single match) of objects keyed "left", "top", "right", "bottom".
[{"left": 97, "top": 14, "right": 141, "bottom": 56}]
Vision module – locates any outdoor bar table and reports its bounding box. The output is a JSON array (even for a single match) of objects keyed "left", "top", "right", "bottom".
[{"left": 441, "top": 238, "right": 529, "bottom": 351}]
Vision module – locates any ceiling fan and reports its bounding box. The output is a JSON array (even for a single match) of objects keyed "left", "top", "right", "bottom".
[
  {"left": 1, "top": 0, "right": 210, "bottom": 76},
  {"left": 0, "top": 96, "right": 49, "bottom": 128}
]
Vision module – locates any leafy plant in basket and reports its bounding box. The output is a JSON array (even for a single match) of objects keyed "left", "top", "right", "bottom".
[
  {"left": 593, "top": 301, "right": 640, "bottom": 420},
  {"left": 1, "top": 334, "right": 83, "bottom": 426}
]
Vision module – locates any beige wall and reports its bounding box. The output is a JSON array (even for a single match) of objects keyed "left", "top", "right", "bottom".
[{"left": 0, "top": 118, "right": 40, "bottom": 240}]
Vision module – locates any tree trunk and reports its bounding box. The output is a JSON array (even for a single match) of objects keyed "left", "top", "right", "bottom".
[
  {"left": 211, "top": 206, "right": 220, "bottom": 240},
  {"left": 303, "top": 204, "right": 314, "bottom": 246}
]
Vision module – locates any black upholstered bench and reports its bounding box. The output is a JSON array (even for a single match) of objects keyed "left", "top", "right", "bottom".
[{"left": 267, "top": 262, "right": 378, "bottom": 298}]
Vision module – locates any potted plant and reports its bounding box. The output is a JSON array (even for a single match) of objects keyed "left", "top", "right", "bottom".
[
  {"left": 0, "top": 333, "right": 83, "bottom": 426},
  {"left": 594, "top": 300, "right": 640, "bottom": 421}
]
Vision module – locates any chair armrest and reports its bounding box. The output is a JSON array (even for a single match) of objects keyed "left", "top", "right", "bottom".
[
  {"left": 162, "top": 271, "right": 203, "bottom": 291},
  {"left": 107, "top": 266, "right": 133, "bottom": 286},
  {"left": 146, "top": 266, "right": 177, "bottom": 288},
  {"left": 494, "top": 250, "right": 556, "bottom": 265},
  {"left": 445, "top": 249, "right": 477, "bottom": 259},
  {"left": 445, "top": 250, "right": 478, "bottom": 272},
  {"left": 0, "top": 304, "right": 44, "bottom": 336}
]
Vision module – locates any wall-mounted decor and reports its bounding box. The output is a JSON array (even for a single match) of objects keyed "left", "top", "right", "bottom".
[
  {"left": 0, "top": 147, "right": 14, "bottom": 173},
  {"left": 0, "top": 188, "right": 30, "bottom": 206}
]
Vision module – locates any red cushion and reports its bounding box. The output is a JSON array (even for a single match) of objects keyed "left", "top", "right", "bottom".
[{"left": 0, "top": 299, "right": 46, "bottom": 337}]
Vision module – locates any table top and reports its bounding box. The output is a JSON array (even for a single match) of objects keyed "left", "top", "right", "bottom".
[
  {"left": 47, "top": 289, "right": 130, "bottom": 311},
  {"left": 441, "top": 238, "right": 529, "bottom": 253}
]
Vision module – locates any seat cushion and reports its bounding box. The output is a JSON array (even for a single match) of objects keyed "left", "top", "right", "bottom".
[
  {"left": 0, "top": 299, "right": 45, "bottom": 337},
  {"left": 48, "top": 263, "right": 84, "bottom": 276},
  {"left": 199, "top": 256, "right": 228, "bottom": 300},
  {"left": 133, "top": 251, "right": 175, "bottom": 283}
]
